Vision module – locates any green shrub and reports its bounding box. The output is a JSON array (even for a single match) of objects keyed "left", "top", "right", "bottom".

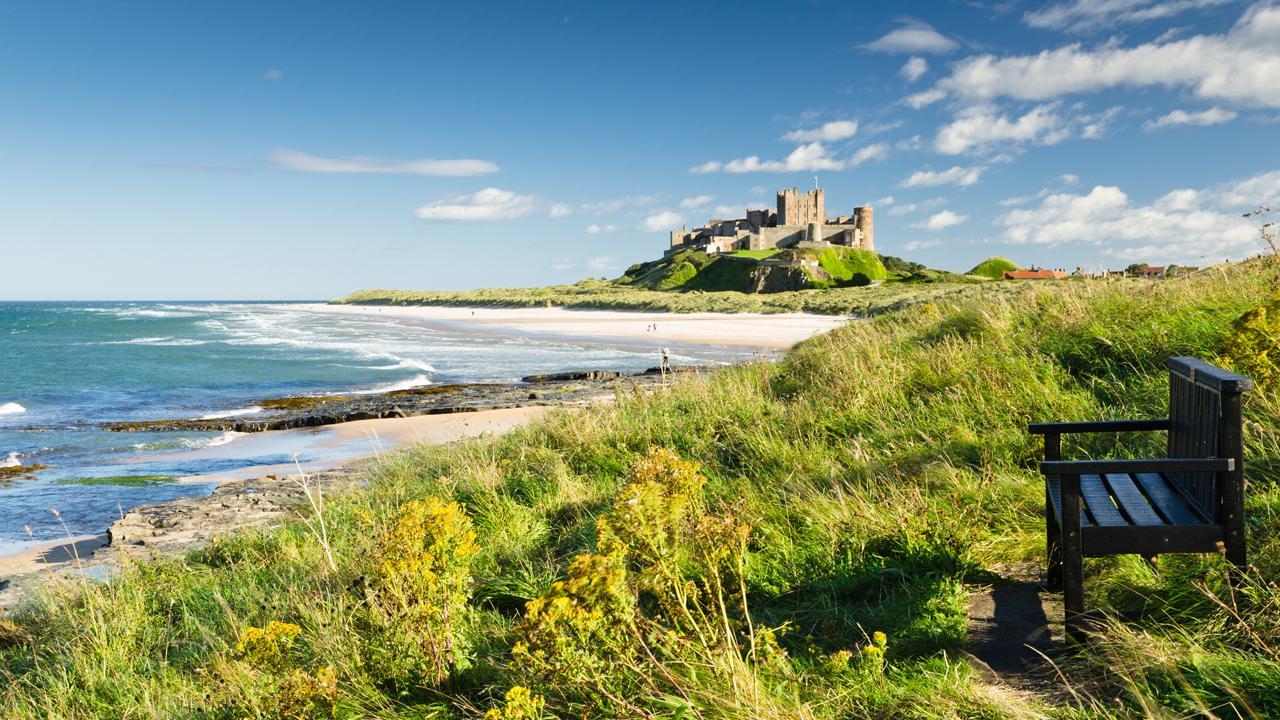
[
  {"left": 1219, "top": 293, "right": 1280, "bottom": 389},
  {"left": 967, "top": 256, "right": 1020, "bottom": 279}
]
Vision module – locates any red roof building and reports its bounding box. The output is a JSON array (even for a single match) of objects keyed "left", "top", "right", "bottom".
[{"left": 1002, "top": 268, "right": 1068, "bottom": 280}]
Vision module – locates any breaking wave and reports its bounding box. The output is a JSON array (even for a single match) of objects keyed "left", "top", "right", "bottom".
[
  {"left": 352, "top": 374, "right": 434, "bottom": 394},
  {"left": 0, "top": 402, "right": 26, "bottom": 416}
]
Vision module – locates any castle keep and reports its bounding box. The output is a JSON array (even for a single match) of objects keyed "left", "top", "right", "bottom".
[{"left": 668, "top": 187, "right": 875, "bottom": 257}]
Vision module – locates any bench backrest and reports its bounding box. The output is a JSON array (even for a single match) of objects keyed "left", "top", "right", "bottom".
[{"left": 1166, "top": 357, "right": 1252, "bottom": 520}]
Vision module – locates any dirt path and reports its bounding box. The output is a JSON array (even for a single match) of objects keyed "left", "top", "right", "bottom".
[{"left": 965, "top": 567, "right": 1072, "bottom": 701}]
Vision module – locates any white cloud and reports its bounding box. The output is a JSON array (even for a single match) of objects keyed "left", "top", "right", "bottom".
[
  {"left": 679, "top": 194, "right": 715, "bottom": 209},
  {"left": 900, "top": 166, "right": 986, "bottom": 188},
  {"left": 923, "top": 6, "right": 1280, "bottom": 109},
  {"left": 864, "top": 21, "right": 959, "bottom": 54},
  {"left": 1059, "top": 173, "right": 1081, "bottom": 185},
  {"left": 901, "top": 57, "right": 929, "bottom": 82},
  {"left": 889, "top": 197, "right": 948, "bottom": 216},
  {"left": 999, "top": 194, "right": 1033, "bottom": 207},
  {"left": 913, "top": 210, "right": 969, "bottom": 230},
  {"left": 642, "top": 210, "right": 686, "bottom": 232},
  {"left": 934, "top": 103, "right": 1072, "bottom": 155},
  {"left": 270, "top": 149, "right": 499, "bottom": 177},
  {"left": 586, "top": 257, "right": 617, "bottom": 272},
  {"left": 903, "top": 239, "right": 943, "bottom": 251},
  {"left": 871, "top": 195, "right": 896, "bottom": 206},
  {"left": 1217, "top": 169, "right": 1280, "bottom": 206},
  {"left": 1025, "top": 0, "right": 1232, "bottom": 33},
  {"left": 552, "top": 258, "right": 575, "bottom": 271},
  {"left": 903, "top": 88, "right": 946, "bottom": 109},
  {"left": 690, "top": 161, "right": 723, "bottom": 174},
  {"left": 783, "top": 120, "right": 859, "bottom": 143},
  {"left": 415, "top": 188, "right": 536, "bottom": 221},
  {"left": 701, "top": 142, "right": 846, "bottom": 174},
  {"left": 585, "top": 223, "right": 617, "bottom": 235},
  {"left": 851, "top": 143, "right": 891, "bottom": 166},
  {"left": 264, "top": 68, "right": 284, "bottom": 81},
  {"left": 1144, "top": 106, "right": 1238, "bottom": 130},
  {"left": 548, "top": 203, "right": 572, "bottom": 219},
  {"left": 993, "top": 170, "right": 1280, "bottom": 262}
]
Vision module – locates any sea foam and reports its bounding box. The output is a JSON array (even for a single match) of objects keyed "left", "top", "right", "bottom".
[
  {"left": 353, "top": 374, "right": 434, "bottom": 394},
  {"left": 0, "top": 402, "right": 26, "bottom": 416},
  {"left": 199, "top": 406, "right": 264, "bottom": 420}
]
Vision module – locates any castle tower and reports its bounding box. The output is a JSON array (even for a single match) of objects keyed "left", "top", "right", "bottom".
[
  {"left": 853, "top": 207, "right": 874, "bottom": 251},
  {"left": 777, "top": 187, "right": 824, "bottom": 226}
]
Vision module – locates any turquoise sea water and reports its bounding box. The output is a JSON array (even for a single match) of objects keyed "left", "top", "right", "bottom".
[{"left": 0, "top": 302, "right": 738, "bottom": 552}]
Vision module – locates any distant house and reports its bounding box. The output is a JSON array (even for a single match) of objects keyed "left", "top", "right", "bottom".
[
  {"left": 1139, "top": 266, "right": 1166, "bottom": 279},
  {"left": 1002, "top": 268, "right": 1068, "bottom": 280}
]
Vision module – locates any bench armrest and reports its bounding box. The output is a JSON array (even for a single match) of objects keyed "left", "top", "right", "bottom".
[
  {"left": 1040, "top": 457, "right": 1234, "bottom": 476},
  {"left": 1028, "top": 419, "right": 1169, "bottom": 435}
]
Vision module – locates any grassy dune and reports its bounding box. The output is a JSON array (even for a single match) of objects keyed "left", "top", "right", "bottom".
[
  {"left": 335, "top": 278, "right": 1003, "bottom": 316},
  {"left": 2, "top": 263, "right": 1279, "bottom": 719}
]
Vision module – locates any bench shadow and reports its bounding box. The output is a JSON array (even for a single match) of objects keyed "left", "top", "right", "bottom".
[{"left": 967, "top": 581, "right": 1066, "bottom": 690}]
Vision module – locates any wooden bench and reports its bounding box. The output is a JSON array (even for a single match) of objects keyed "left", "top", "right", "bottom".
[{"left": 1029, "top": 357, "right": 1252, "bottom": 642}]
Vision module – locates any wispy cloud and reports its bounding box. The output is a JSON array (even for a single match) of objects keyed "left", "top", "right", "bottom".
[
  {"left": 679, "top": 195, "right": 715, "bottom": 209},
  {"left": 585, "top": 223, "right": 617, "bottom": 234},
  {"left": 851, "top": 143, "right": 891, "bottom": 166},
  {"left": 263, "top": 68, "right": 284, "bottom": 81},
  {"left": 782, "top": 120, "right": 859, "bottom": 143},
  {"left": 1024, "top": 0, "right": 1232, "bottom": 33},
  {"left": 548, "top": 203, "right": 572, "bottom": 219},
  {"left": 1144, "top": 106, "right": 1238, "bottom": 130},
  {"left": 415, "top": 188, "right": 536, "bottom": 221},
  {"left": 270, "top": 149, "right": 499, "bottom": 176},
  {"left": 900, "top": 166, "right": 986, "bottom": 188}
]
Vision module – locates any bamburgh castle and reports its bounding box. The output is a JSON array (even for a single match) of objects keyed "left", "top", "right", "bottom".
[{"left": 667, "top": 187, "right": 875, "bottom": 257}]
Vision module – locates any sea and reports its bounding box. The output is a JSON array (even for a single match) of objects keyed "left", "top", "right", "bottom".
[{"left": 0, "top": 302, "right": 742, "bottom": 554}]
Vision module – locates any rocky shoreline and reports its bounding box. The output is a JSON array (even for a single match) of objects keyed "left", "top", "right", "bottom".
[
  {"left": 102, "top": 366, "right": 696, "bottom": 433},
  {"left": 0, "top": 365, "right": 703, "bottom": 611}
]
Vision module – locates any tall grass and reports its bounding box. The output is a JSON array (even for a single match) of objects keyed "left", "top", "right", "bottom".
[{"left": 1, "top": 263, "right": 1277, "bottom": 719}]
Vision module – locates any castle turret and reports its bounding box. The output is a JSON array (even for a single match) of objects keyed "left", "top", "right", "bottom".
[{"left": 853, "top": 207, "right": 874, "bottom": 252}]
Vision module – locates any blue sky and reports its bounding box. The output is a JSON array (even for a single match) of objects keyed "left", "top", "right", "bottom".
[{"left": 2, "top": 0, "right": 1278, "bottom": 300}]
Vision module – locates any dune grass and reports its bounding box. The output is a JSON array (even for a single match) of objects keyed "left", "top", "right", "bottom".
[
  {"left": 2, "top": 263, "right": 1278, "bottom": 719},
  {"left": 335, "top": 277, "right": 1013, "bottom": 316}
]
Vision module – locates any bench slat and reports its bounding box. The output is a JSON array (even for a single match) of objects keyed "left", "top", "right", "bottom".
[
  {"left": 1104, "top": 473, "right": 1166, "bottom": 526},
  {"left": 1046, "top": 476, "right": 1091, "bottom": 526},
  {"left": 1079, "top": 475, "right": 1127, "bottom": 526},
  {"left": 1133, "top": 473, "right": 1209, "bottom": 525}
]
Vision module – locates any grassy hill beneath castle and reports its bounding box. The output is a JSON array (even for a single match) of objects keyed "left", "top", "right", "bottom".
[{"left": 336, "top": 249, "right": 985, "bottom": 316}]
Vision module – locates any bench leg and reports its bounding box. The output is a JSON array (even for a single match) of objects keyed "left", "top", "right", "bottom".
[
  {"left": 1060, "top": 474, "right": 1087, "bottom": 645},
  {"left": 1046, "top": 488, "right": 1063, "bottom": 591}
]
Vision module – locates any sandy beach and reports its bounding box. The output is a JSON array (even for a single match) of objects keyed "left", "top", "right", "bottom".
[{"left": 279, "top": 304, "right": 848, "bottom": 350}]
